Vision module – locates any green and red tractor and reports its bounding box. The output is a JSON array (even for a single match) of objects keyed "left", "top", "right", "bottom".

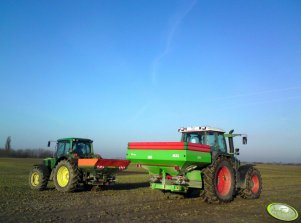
[
  {"left": 127, "top": 126, "right": 262, "bottom": 203},
  {"left": 29, "top": 138, "right": 130, "bottom": 192}
]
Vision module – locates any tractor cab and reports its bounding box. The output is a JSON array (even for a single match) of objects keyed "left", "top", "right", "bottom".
[
  {"left": 179, "top": 126, "right": 247, "bottom": 155},
  {"left": 179, "top": 126, "right": 227, "bottom": 153},
  {"left": 49, "top": 138, "right": 94, "bottom": 158}
]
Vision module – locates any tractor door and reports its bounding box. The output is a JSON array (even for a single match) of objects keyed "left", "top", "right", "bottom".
[
  {"left": 217, "top": 133, "right": 227, "bottom": 153},
  {"left": 206, "top": 132, "right": 227, "bottom": 153},
  {"left": 55, "top": 141, "right": 71, "bottom": 158}
]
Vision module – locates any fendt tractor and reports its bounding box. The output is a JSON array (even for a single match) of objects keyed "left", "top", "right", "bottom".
[
  {"left": 127, "top": 126, "right": 262, "bottom": 203},
  {"left": 29, "top": 138, "right": 130, "bottom": 192}
]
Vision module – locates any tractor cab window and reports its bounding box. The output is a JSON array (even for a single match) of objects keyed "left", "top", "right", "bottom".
[
  {"left": 73, "top": 142, "right": 92, "bottom": 157},
  {"left": 217, "top": 133, "right": 227, "bottom": 153},
  {"left": 206, "top": 132, "right": 218, "bottom": 151},
  {"left": 206, "top": 132, "right": 227, "bottom": 153},
  {"left": 181, "top": 133, "right": 205, "bottom": 144},
  {"left": 56, "top": 141, "right": 71, "bottom": 157}
]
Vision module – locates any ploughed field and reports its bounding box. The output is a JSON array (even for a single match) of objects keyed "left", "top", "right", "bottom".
[{"left": 0, "top": 158, "right": 300, "bottom": 223}]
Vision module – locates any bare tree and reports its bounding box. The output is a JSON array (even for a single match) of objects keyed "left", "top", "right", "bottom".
[{"left": 5, "top": 136, "right": 11, "bottom": 151}]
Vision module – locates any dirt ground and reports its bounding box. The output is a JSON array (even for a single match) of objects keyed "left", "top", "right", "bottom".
[{"left": 0, "top": 158, "right": 300, "bottom": 223}]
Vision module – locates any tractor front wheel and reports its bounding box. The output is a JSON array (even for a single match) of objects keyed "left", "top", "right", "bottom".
[
  {"left": 29, "top": 165, "right": 49, "bottom": 190},
  {"left": 53, "top": 160, "right": 80, "bottom": 192},
  {"left": 203, "top": 157, "right": 236, "bottom": 204},
  {"left": 239, "top": 167, "right": 262, "bottom": 199}
]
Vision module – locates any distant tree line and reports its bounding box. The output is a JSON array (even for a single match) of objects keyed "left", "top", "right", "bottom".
[
  {"left": 242, "top": 161, "right": 301, "bottom": 166},
  {"left": 0, "top": 136, "right": 53, "bottom": 158},
  {"left": 0, "top": 148, "right": 53, "bottom": 158}
]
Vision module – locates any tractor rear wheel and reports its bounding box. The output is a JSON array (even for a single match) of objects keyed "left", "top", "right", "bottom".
[
  {"left": 239, "top": 167, "right": 262, "bottom": 199},
  {"left": 203, "top": 157, "right": 236, "bottom": 204},
  {"left": 53, "top": 160, "right": 80, "bottom": 192},
  {"left": 29, "top": 165, "right": 49, "bottom": 190}
]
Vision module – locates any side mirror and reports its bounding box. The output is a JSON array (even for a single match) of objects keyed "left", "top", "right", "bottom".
[
  {"left": 242, "top": 136, "right": 247, "bottom": 144},
  {"left": 47, "top": 141, "right": 51, "bottom": 147},
  {"left": 235, "top": 148, "right": 240, "bottom": 155}
]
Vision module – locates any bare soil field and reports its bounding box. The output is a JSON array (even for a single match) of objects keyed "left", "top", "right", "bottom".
[{"left": 0, "top": 158, "right": 300, "bottom": 223}]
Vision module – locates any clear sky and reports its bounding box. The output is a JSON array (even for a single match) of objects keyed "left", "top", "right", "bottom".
[{"left": 1, "top": 0, "right": 300, "bottom": 163}]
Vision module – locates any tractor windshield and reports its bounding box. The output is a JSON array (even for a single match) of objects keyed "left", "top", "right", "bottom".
[
  {"left": 181, "top": 131, "right": 227, "bottom": 153},
  {"left": 181, "top": 132, "right": 206, "bottom": 144},
  {"left": 73, "top": 141, "right": 92, "bottom": 157}
]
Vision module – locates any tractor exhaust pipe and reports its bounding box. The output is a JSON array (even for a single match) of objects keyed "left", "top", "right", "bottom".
[{"left": 228, "top": 129, "right": 234, "bottom": 154}]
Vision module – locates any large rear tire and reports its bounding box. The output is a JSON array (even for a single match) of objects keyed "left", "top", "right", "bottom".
[
  {"left": 239, "top": 167, "right": 262, "bottom": 199},
  {"left": 53, "top": 160, "right": 80, "bottom": 192},
  {"left": 203, "top": 157, "right": 236, "bottom": 204},
  {"left": 29, "top": 165, "right": 49, "bottom": 190}
]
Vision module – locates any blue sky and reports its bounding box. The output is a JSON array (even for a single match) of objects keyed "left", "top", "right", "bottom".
[{"left": 0, "top": 0, "right": 300, "bottom": 163}]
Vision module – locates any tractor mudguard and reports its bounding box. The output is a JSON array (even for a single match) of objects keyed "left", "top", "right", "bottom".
[{"left": 237, "top": 164, "right": 255, "bottom": 188}]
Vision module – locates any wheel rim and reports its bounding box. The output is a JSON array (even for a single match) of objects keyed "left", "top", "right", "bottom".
[
  {"left": 251, "top": 175, "right": 259, "bottom": 193},
  {"left": 31, "top": 172, "right": 40, "bottom": 186},
  {"left": 217, "top": 166, "right": 232, "bottom": 196},
  {"left": 57, "top": 166, "right": 69, "bottom": 187}
]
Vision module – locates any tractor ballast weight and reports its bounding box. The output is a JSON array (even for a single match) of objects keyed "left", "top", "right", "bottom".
[
  {"left": 127, "top": 126, "right": 262, "bottom": 203},
  {"left": 29, "top": 138, "right": 130, "bottom": 192}
]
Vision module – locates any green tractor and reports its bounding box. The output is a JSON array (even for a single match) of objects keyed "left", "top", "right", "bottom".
[
  {"left": 127, "top": 126, "right": 263, "bottom": 203},
  {"left": 29, "top": 137, "right": 130, "bottom": 192}
]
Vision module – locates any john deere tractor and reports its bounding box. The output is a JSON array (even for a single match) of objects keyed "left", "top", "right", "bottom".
[{"left": 29, "top": 138, "right": 130, "bottom": 192}]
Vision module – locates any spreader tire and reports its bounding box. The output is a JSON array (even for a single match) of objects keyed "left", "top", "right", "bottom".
[
  {"left": 186, "top": 188, "right": 202, "bottom": 198},
  {"left": 239, "top": 167, "right": 262, "bottom": 199},
  {"left": 53, "top": 160, "right": 80, "bottom": 192},
  {"left": 29, "top": 165, "right": 49, "bottom": 191},
  {"left": 203, "top": 157, "right": 236, "bottom": 204}
]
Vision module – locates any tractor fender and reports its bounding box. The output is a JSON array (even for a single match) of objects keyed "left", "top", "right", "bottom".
[
  {"left": 237, "top": 164, "right": 255, "bottom": 189},
  {"left": 56, "top": 156, "right": 69, "bottom": 165}
]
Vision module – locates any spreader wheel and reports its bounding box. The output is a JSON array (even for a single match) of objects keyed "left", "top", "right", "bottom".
[
  {"left": 186, "top": 188, "right": 202, "bottom": 198},
  {"left": 53, "top": 160, "right": 80, "bottom": 192},
  {"left": 29, "top": 165, "right": 49, "bottom": 190},
  {"left": 240, "top": 167, "right": 262, "bottom": 199},
  {"left": 203, "top": 157, "right": 236, "bottom": 204}
]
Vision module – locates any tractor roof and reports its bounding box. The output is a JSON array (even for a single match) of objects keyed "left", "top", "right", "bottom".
[
  {"left": 178, "top": 126, "right": 225, "bottom": 133},
  {"left": 57, "top": 137, "right": 93, "bottom": 142}
]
